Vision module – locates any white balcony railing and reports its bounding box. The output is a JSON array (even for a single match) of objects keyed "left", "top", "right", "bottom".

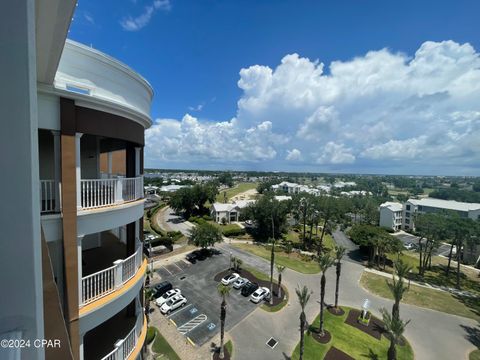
[
  {"left": 101, "top": 314, "right": 144, "bottom": 360},
  {"left": 40, "top": 180, "right": 60, "bottom": 213},
  {"left": 81, "top": 246, "right": 143, "bottom": 306},
  {"left": 80, "top": 176, "right": 143, "bottom": 210}
]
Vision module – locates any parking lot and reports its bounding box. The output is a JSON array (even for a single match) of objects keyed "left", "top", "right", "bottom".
[
  {"left": 393, "top": 232, "right": 451, "bottom": 255},
  {"left": 152, "top": 250, "right": 260, "bottom": 346}
]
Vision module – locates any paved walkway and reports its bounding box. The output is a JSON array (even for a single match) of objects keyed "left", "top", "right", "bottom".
[{"left": 221, "top": 242, "right": 479, "bottom": 360}]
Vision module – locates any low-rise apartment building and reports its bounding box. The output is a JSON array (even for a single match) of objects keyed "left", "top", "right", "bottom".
[{"left": 379, "top": 202, "right": 404, "bottom": 231}]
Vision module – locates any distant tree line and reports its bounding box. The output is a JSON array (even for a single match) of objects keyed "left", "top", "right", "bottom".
[{"left": 429, "top": 188, "right": 480, "bottom": 203}]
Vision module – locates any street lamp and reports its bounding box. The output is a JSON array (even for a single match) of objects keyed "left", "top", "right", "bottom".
[
  {"left": 229, "top": 251, "right": 232, "bottom": 271},
  {"left": 408, "top": 270, "right": 412, "bottom": 290}
]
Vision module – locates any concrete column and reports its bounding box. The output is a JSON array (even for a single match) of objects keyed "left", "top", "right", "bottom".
[
  {"left": 75, "top": 133, "right": 83, "bottom": 210},
  {"left": 134, "top": 147, "right": 141, "bottom": 177},
  {"left": 107, "top": 151, "right": 113, "bottom": 177},
  {"left": 52, "top": 131, "right": 61, "bottom": 212},
  {"left": 77, "top": 236, "right": 83, "bottom": 307},
  {"left": 0, "top": 1, "right": 45, "bottom": 359},
  {"left": 78, "top": 334, "right": 84, "bottom": 360}
]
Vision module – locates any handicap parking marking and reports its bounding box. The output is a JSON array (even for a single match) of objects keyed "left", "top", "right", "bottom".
[
  {"left": 177, "top": 314, "right": 208, "bottom": 335},
  {"left": 166, "top": 303, "right": 193, "bottom": 318},
  {"left": 207, "top": 323, "right": 216, "bottom": 331},
  {"left": 189, "top": 307, "right": 198, "bottom": 315}
]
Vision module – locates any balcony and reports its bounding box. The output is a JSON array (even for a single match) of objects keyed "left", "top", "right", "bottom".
[
  {"left": 81, "top": 236, "right": 143, "bottom": 307},
  {"left": 80, "top": 176, "right": 144, "bottom": 210},
  {"left": 83, "top": 305, "right": 146, "bottom": 360},
  {"left": 40, "top": 180, "right": 61, "bottom": 214}
]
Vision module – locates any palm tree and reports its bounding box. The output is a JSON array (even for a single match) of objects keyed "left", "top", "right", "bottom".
[
  {"left": 296, "top": 285, "right": 312, "bottom": 360},
  {"left": 318, "top": 252, "right": 335, "bottom": 336},
  {"left": 334, "top": 246, "right": 346, "bottom": 310},
  {"left": 388, "top": 260, "right": 411, "bottom": 320},
  {"left": 276, "top": 264, "right": 286, "bottom": 298},
  {"left": 217, "top": 284, "right": 231, "bottom": 359},
  {"left": 387, "top": 276, "right": 408, "bottom": 321},
  {"left": 380, "top": 308, "right": 410, "bottom": 360}
]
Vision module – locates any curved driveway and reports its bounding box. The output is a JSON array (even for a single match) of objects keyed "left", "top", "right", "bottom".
[{"left": 218, "top": 243, "right": 478, "bottom": 360}]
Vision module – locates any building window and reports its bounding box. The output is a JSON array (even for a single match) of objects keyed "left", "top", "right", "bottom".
[
  {"left": 406, "top": 205, "right": 411, "bottom": 211},
  {"left": 405, "top": 212, "right": 410, "bottom": 218},
  {"left": 418, "top": 205, "right": 423, "bottom": 211},
  {"left": 405, "top": 218, "right": 410, "bottom": 224}
]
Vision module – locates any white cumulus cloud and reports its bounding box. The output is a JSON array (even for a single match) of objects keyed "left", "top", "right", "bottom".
[{"left": 146, "top": 40, "right": 480, "bottom": 174}]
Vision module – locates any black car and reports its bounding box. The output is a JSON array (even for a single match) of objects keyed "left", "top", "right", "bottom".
[
  {"left": 185, "top": 252, "right": 197, "bottom": 263},
  {"left": 152, "top": 281, "right": 172, "bottom": 298},
  {"left": 241, "top": 281, "right": 259, "bottom": 297}
]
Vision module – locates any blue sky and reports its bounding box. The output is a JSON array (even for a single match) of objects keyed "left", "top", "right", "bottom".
[{"left": 70, "top": 0, "right": 480, "bottom": 175}]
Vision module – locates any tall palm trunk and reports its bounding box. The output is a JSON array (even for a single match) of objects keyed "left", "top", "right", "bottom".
[
  {"left": 334, "top": 261, "right": 341, "bottom": 308},
  {"left": 446, "top": 243, "right": 454, "bottom": 276},
  {"left": 270, "top": 239, "right": 275, "bottom": 305},
  {"left": 317, "top": 218, "right": 328, "bottom": 256},
  {"left": 299, "top": 312, "right": 305, "bottom": 360},
  {"left": 319, "top": 274, "right": 326, "bottom": 335},
  {"left": 456, "top": 242, "right": 462, "bottom": 289},
  {"left": 278, "top": 273, "right": 282, "bottom": 299},
  {"left": 219, "top": 299, "right": 226, "bottom": 359},
  {"left": 387, "top": 338, "right": 396, "bottom": 360}
]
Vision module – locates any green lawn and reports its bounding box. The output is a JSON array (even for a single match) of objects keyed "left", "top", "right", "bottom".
[
  {"left": 261, "top": 287, "right": 289, "bottom": 312},
  {"left": 234, "top": 243, "right": 320, "bottom": 274},
  {"left": 285, "top": 229, "right": 335, "bottom": 251},
  {"left": 215, "top": 182, "right": 258, "bottom": 202},
  {"left": 360, "top": 272, "right": 480, "bottom": 321},
  {"left": 213, "top": 222, "right": 242, "bottom": 232},
  {"left": 150, "top": 327, "right": 181, "bottom": 360},
  {"left": 291, "top": 307, "right": 413, "bottom": 360},
  {"left": 225, "top": 340, "right": 233, "bottom": 357},
  {"left": 470, "top": 349, "right": 480, "bottom": 360}
]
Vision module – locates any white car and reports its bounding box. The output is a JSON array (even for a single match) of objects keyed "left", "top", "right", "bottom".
[
  {"left": 233, "top": 277, "right": 248, "bottom": 289},
  {"left": 155, "top": 288, "right": 181, "bottom": 307},
  {"left": 160, "top": 294, "right": 187, "bottom": 314},
  {"left": 221, "top": 273, "right": 240, "bottom": 285},
  {"left": 250, "top": 287, "right": 270, "bottom": 303}
]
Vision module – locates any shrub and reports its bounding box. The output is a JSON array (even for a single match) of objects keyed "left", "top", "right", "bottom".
[
  {"left": 146, "top": 327, "right": 156, "bottom": 344},
  {"left": 223, "top": 228, "right": 246, "bottom": 237},
  {"left": 167, "top": 231, "right": 183, "bottom": 241},
  {"left": 202, "top": 214, "right": 212, "bottom": 221}
]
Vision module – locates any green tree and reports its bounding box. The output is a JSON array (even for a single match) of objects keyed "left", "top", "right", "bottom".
[
  {"left": 243, "top": 195, "right": 289, "bottom": 241},
  {"left": 217, "top": 284, "right": 231, "bottom": 359},
  {"left": 276, "top": 264, "right": 286, "bottom": 299},
  {"left": 380, "top": 308, "right": 410, "bottom": 360},
  {"left": 415, "top": 213, "right": 446, "bottom": 276},
  {"left": 295, "top": 285, "right": 312, "bottom": 360},
  {"left": 387, "top": 260, "right": 411, "bottom": 320},
  {"left": 334, "top": 246, "right": 346, "bottom": 309},
  {"left": 217, "top": 172, "right": 234, "bottom": 187},
  {"left": 318, "top": 253, "right": 335, "bottom": 336},
  {"left": 189, "top": 222, "right": 222, "bottom": 248}
]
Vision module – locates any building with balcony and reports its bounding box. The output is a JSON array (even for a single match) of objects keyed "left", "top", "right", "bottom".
[
  {"left": 379, "top": 202, "right": 403, "bottom": 231},
  {"left": 1, "top": 2, "right": 152, "bottom": 359},
  {"left": 403, "top": 198, "right": 480, "bottom": 231}
]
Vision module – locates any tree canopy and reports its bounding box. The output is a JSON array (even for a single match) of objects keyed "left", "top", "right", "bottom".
[
  {"left": 188, "top": 222, "right": 223, "bottom": 248},
  {"left": 169, "top": 183, "right": 218, "bottom": 217}
]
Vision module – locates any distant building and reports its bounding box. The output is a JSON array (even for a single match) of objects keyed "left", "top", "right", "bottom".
[
  {"left": 211, "top": 200, "right": 255, "bottom": 223},
  {"left": 274, "top": 195, "right": 292, "bottom": 202},
  {"left": 403, "top": 198, "right": 480, "bottom": 231},
  {"left": 340, "top": 190, "right": 372, "bottom": 197},
  {"left": 159, "top": 184, "right": 188, "bottom": 192},
  {"left": 379, "top": 202, "right": 404, "bottom": 231}
]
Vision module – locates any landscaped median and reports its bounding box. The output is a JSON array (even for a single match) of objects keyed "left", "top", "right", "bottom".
[
  {"left": 233, "top": 243, "right": 320, "bottom": 274},
  {"left": 146, "top": 326, "right": 181, "bottom": 360},
  {"left": 291, "top": 307, "right": 414, "bottom": 360},
  {"left": 360, "top": 271, "right": 480, "bottom": 321}
]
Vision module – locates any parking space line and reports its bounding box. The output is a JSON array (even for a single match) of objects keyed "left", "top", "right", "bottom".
[
  {"left": 172, "top": 262, "right": 183, "bottom": 272},
  {"left": 177, "top": 314, "right": 207, "bottom": 334},
  {"left": 161, "top": 266, "right": 172, "bottom": 275},
  {"left": 166, "top": 303, "right": 193, "bottom": 318}
]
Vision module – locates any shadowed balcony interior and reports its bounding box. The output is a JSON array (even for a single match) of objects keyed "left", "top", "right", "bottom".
[
  {"left": 82, "top": 230, "right": 127, "bottom": 276},
  {"left": 83, "top": 301, "right": 138, "bottom": 360}
]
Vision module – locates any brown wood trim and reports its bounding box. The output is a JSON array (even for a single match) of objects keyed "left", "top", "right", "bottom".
[
  {"left": 76, "top": 106, "right": 144, "bottom": 146},
  {"left": 41, "top": 229, "right": 74, "bottom": 360},
  {"left": 60, "top": 133, "right": 80, "bottom": 360}
]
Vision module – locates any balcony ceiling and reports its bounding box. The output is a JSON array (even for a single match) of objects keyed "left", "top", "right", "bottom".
[{"left": 36, "top": 0, "right": 77, "bottom": 84}]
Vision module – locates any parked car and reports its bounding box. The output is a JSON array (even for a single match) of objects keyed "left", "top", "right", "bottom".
[
  {"left": 152, "top": 281, "right": 173, "bottom": 298},
  {"left": 155, "top": 288, "right": 181, "bottom": 307},
  {"left": 221, "top": 273, "right": 240, "bottom": 285},
  {"left": 404, "top": 242, "right": 417, "bottom": 250},
  {"left": 250, "top": 287, "right": 270, "bottom": 303},
  {"left": 241, "top": 281, "right": 259, "bottom": 297},
  {"left": 160, "top": 295, "right": 187, "bottom": 315},
  {"left": 233, "top": 277, "right": 248, "bottom": 289},
  {"left": 244, "top": 220, "right": 253, "bottom": 227},
  {"left": 186, "top": 252, "right": 198, "bottom": 263}
]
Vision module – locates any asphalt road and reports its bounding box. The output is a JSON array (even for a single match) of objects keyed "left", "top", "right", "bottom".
[
  {"left": 219, "top": 242, "right": 478, "bottom": 360},
  {"left": 151, "top": 250, "right": 260, "bottom": 346},
  {"left": 155, "top": 206, "right": 194, "bottom": 236},
  {"left": 393, "top": 231, "right": 452, "bottom": 256}
]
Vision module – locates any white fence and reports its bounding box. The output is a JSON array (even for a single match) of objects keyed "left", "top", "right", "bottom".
[
  {"left": 81, "top": 247, "right": 142, "bottom": 306},
  {"left": 80, "top": 176, "right": 143, "bottom": 210},
  {"left": 40, "top": 180, "right": 60, "bottom": 213},
  {"left": 100, "top": 314, "right": 144, "bottom": 360}
]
